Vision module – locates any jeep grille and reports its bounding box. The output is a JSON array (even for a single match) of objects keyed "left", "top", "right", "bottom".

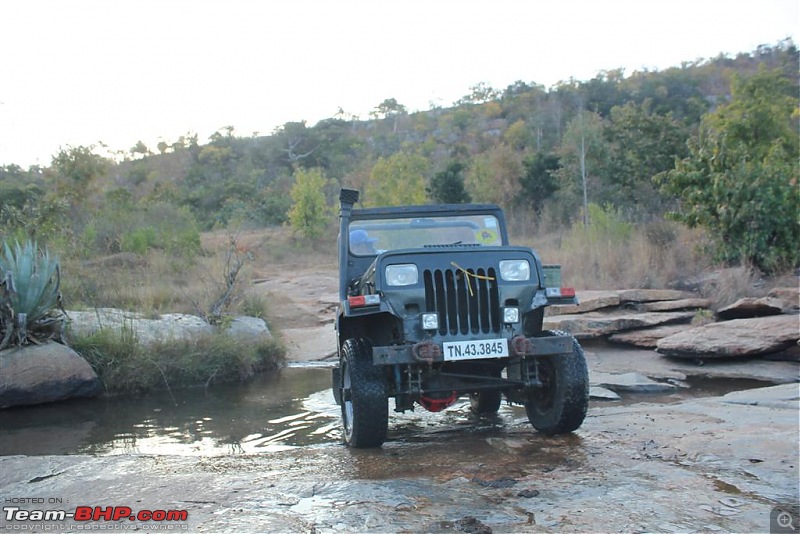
[{"left": 423, "top": 267, "right": 501, "bottom": 335}]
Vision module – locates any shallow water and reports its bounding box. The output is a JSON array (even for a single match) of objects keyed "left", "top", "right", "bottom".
[{"left": 0, "top": 363, "right": 774, "bottom": 456}]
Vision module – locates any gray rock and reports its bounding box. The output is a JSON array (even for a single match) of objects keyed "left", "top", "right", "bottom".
[
  {"left": 66, "top": 308, "right": 270, "bottom": 346},
  {"left": 66, "top": 308, "right": 210, "bottom": 343},
  {"left": 717, "top": 383, "right": 799, "bottom": 410},
  {"left": 544, "top": 311, "right": 694, "bottom": 339},
  {"left": 0, "top": 343, "right": 100, "bottom": 409},
  {"left": 590, "top": 386, "right": 622, "bottom": 400},
  {"left": 225, "top": 316, "right": 271, "bottom": 340},
  {"left": 656, "top": 315, "right": 800, "bottom": 359},
  {"left": 592, "top": 371, "right": 678, "bottom": 393}
]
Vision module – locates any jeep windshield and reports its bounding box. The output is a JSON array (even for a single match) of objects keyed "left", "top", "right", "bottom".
[{"left": 349, "top": 214, "right": 502, "bottom": 256}]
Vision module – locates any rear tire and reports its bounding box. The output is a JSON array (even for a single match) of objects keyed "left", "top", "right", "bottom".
[
  {"left": 469, "top": 390, "right": 502, "bottom": 415},
  {"left": 339, "top": 338, "right": 388, "bottom": 448},
  {"left": 524, "top": 330, "right": 588, "bottom": 434},
  {"left": 468, "top": 368, "right": 502, "bottom": 415}
]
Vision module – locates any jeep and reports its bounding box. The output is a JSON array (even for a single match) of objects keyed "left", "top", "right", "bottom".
[{"left": 332, "top": 189, "right": 589, "bottom": 448}]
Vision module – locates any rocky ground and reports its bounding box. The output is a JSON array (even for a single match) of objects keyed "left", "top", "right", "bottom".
[{"left": 1, "top": 266, "right": 798, "bottom": 533}]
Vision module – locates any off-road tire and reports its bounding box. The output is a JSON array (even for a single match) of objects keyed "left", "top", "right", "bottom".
[
  {"left": 524, "top": 330, "right": 589, "bottom": 434},
  {"left": 468, "top": 369, "right": 503, "bottom": 415},
  {"left": 340, "top": 338, "right": 388, "bottom": 448},
  {"left": 469, "top": 390, "right": 502, "bottom": 415}
]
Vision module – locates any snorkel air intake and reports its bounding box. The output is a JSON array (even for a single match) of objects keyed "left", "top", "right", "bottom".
[{"left": 338, "top": 189, "right": 360, "bottom": 302}]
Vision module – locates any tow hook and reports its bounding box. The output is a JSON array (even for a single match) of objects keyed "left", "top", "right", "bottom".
[
  {"left": 412, "top": 340, "right": 441, "bottom": 363},
  {"left": 511, "top": 335, "right": 532, "bottom": 356}
]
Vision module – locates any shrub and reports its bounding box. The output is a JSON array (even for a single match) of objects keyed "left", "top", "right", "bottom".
[
  {"left": 70, "top": 327, "right": 285, "bottom": 394},
  {"left": 0, "top": 239, "right": 64, "bottom": 349}
]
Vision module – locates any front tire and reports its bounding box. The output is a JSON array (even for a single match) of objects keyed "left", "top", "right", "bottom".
[
  {"left": 339, "top": 338, "right": 388, "bottom": 448},
  {"left": 524, "top": 331, "right": 588, "bottom": 434}
]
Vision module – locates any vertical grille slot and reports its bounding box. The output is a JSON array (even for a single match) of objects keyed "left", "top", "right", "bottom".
[{"left": 424, "top": 266, "right": 500, "bottom": 335}]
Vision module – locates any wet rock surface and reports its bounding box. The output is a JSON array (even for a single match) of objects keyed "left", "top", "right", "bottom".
[{"left": 1, "top": 383, "right": 797, "bottom": 533}]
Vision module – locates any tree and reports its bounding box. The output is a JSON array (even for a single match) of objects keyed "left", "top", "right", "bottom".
[
  {"left": 371, "top": 98, "right": 407, "bottom": 133},
  {"left": 465, "top": 144, "right": 523, "bottom": 210},
  {"left": 365, "top": 153, "right": 429, "bottom": 207},
  {"left": 553, "top": 108, "right": 606, "bottom": 226},
  {"left": 518, "top": 153, "right": 560, "bottom": 216},
  {"left": 48, "top": 145, "right": 109, "bottom": 217},
  {"left": 458, "top": 82, "right": 500, "bottom": 105},
  {"left": 661, "top": 68, "right": 799, "bottom": 273},
  {"left": 427, "top": 161, "right": 471, "bottom": 204},
  {"left": 288, "top": 167, "right": 331, "bottom": 240},
  {"left": 598, "top": 100, "right": 689, "bottom": 216}
]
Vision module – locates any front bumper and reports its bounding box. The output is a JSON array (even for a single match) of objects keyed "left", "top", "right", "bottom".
[{"left": 372, "top": 334, "right": 573, "bottom": 365}]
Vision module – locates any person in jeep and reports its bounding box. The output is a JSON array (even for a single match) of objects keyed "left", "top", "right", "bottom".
[
  {"left": 333, "top": 189, "right": 589, "bottom": 448},
  {"left": 349, "top": 229, "right": 378, "bottom": 255}
]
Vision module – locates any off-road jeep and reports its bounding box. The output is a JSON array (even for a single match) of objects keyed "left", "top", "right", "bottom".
[{"left": 332, "top": 189, "right": 589, "bottom": 448}]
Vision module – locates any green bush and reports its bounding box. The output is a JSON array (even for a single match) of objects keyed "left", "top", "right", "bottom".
[
  {"left": 661, "top": 69, "right": 799, "bottom": 273},
  {"left": 121, "top": 227, "right": 157, "bottom": 255}
]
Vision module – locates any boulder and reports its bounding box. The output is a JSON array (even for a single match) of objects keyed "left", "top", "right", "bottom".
[
  {"left": 608, "top": 325, "right": 689, "bottom": 349},
  {"left": 66, "top": 309, "right": 270, "bottom": 346},
  {"left": 0, "top": 343, "right": 100, "bottom": 409},
  {"left": 225, "top": 316, "right": 272, "bottom": 341},
  {"left": 544, "top": 311, "right": 695, "bottom": 339},
  {"left": 716, "top": 297, "right": 785, "bottom": 320},
  {"left": 545, "top": 290, "right": 620, "bottom": 316},
  {"left": 656, "top": 315, "right": 800, "bottom": 359}
]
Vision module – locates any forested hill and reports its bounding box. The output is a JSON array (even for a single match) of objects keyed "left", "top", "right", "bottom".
[{"left": 1, "top": 39, "right": 798, "bottom": 272}]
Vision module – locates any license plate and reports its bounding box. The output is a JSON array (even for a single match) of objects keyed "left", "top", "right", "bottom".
[{"left": 443, "top": 339, "right": 509, "bottom": 361}]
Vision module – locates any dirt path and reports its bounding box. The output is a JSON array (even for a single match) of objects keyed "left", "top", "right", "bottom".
[{"left": 250, "top": 265, "right": 339, "bottom": 361}]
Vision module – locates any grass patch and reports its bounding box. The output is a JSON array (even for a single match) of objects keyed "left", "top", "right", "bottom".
[
  {"left": 513, "top": 212, "right": 711, "bottom": 291},
  {"left": 69, "top": 327, "right": 286, "bottom": 396}
]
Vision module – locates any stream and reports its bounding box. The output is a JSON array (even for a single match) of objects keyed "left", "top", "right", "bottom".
[{"left": 0, "top": 362, "right": 773, "bottom": 457}]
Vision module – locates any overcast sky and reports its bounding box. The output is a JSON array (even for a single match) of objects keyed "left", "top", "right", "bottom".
[{"left": 0, "top": 0, "right": 796, "bottom": 168}]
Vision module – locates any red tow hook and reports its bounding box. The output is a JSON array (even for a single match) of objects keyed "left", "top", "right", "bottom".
[
  {"left": 418, "top": 392, "right": 458, "bottom": 412},
  {"left": 412, "top": 340, "right": 441, "bottom": 363}
]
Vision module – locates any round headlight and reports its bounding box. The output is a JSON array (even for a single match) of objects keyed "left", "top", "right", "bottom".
[
  {"left": 385, "top": 264, "right": 419, "bottom": 286},
  {"left": 499, "top": 260, "right": 530, "bottom": 281}
]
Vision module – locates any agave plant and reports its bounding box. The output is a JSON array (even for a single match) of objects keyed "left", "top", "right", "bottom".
[{"left": 0, "top": 239, "right": 64, "bottom": 350}]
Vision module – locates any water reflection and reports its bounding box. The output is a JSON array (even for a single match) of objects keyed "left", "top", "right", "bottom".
[{"left": 0, "top": 367, "right": 340, "bottom": 456}]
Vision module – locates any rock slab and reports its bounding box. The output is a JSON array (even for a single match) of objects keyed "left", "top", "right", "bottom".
[
  {"left": 545, "top": 311, "right": 694, "bottom": 339},
  {"left": 656, "top": 314, "right": 800, "bottom": 359},
  {"left": 591, "top": 371, "right": 678, "bottom": 393},
  {"left": 608, "top": 324, "right": 689, "bottom": 349},
  {"left": 0, "top": 343, "right": 100, "bottom": 409}
]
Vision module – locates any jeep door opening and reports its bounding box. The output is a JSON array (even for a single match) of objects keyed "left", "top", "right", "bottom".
[{"left": 332, "top": 189, "right": 589, "bottom": 448}]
